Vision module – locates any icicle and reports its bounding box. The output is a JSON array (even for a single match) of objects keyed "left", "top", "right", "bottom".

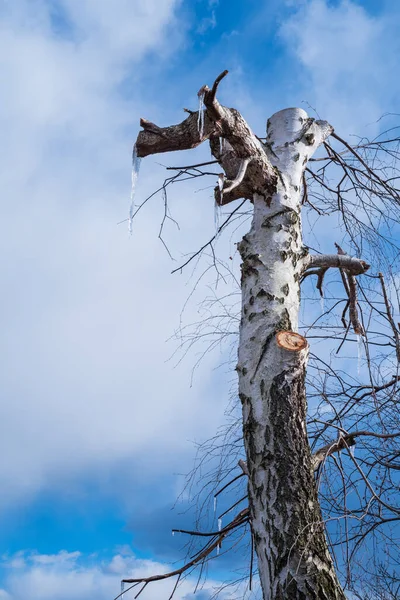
[
  {"left": 217, "top": 173, "right": 225, "bottom": 208},
  {"left": 197, "top": 91, "right": 205, "bottom": 139},
  {"left": 213, "top": 496, "right": 217, "bottom": 514},
  {"left": 214, "top": 202, "right": 221, "bottom": 233},
  {"left": 350, "top": 445, "right": 355, "bottom": 458},
  {"left": 218, "top": 518, "right": 222, "bottom": 531},
  {"left": 128, "top": 145, "right": 142, "bottom": 235},
  {"left": 357, "top": 334, "right": 363, "bottom": 376},
  {"left": 172, "top": 531, "right": 175, "bottom": 537},
  {"left": 121, "top": 581, "right": 125, "bottom": 600},
  {"left": 219, "top": 137, "right": 225, "bottom": 154},
  {"left": 216, "top": 544, "right": 220, "bottom": 556},
  {"left": 320, "top": 295, "right": 325, "bottom": 314}
]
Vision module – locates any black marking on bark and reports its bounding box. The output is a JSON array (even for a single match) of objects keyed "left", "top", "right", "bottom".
[
  {"left": 239, "top": 392, "right": 251, "bottom": 404},
  {"left": 281, "top": 283, "right": 290, "bottom": 296},
  {"left": 304, "top": 132, "right": 315, "bottom": 145},
  {"left": 245, "top": 253, "right": 263, "bottom": 264},
  {"left": 262, "top": 207, "right": 294, "bottom": 228},
  {"left": 257, "top": 289, "right": 275, "bottom": 301}
]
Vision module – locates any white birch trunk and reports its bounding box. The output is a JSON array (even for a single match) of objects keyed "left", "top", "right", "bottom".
[
  {"left": 134, "top": 75, "right": 349, "bottom": 599},
  {"left": 237, "top": 109, "right": 346, "bottom": 599}
]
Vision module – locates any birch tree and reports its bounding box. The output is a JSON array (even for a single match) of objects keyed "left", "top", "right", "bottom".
[{"left": 119, "top": 72, "right": 400, "bottom": 600}]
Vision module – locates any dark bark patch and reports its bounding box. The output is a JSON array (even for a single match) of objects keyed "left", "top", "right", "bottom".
[
  {"left": 239, "top": 392, "right": 251, "bottom": 404},
  {"left": 281, "top": 283, "right": 290, "bottom": 296}
]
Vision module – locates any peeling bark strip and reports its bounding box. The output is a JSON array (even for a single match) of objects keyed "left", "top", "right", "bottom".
[{"left": 134, "top": 73, "right": 347, "bottom": 599}]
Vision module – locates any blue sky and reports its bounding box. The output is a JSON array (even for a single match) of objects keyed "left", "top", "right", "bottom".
[{"left": 0, "top": 0, "right": 399, "bottom": 598}]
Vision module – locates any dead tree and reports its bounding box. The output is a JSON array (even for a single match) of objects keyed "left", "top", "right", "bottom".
[{"left": 119, "top": 72, "right": 400, "bottom": 600}]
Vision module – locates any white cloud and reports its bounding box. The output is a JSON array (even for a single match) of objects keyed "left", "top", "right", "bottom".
[
  {"left": 0, "top": 0, "right": 230, "bottom": 507},
  {"left": 280, "top": 0, "right": 400, "bottom": 134},
  {"left": 0, "top": 550, "right": 236, "bottom": 600}
]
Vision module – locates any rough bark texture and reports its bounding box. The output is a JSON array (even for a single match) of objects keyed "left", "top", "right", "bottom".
[
  {"left": 134, "top": 77, "right": 347, "bottom": 599},
  {"left": 237, "top": 109, "right": 345, "bottom": 599}
]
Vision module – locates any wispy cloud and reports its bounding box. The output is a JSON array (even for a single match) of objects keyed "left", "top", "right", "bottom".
[{"left": 280, "top": 0, "right": 400, "bottom": 133}]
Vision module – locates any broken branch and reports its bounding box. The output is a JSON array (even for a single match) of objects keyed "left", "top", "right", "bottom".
[
  {"left": 134, "top": 71, "right": 277, "bottom": 205},
  {"left": 304, "top": 254, "right": 370, "bottom": 276}
]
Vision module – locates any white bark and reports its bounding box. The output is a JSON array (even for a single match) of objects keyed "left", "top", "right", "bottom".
[{"left": 237, "top": 109, "right": 346, "bottom": 599}]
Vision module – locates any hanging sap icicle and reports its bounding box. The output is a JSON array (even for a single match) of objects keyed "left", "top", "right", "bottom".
[
  {"left": 217, "top": 518, "right": 222, "bottom": 556},
  {"left": 214, "top": 201, "right": 221, "bottom": 233},
  {"left": 197, "top": 90, "right": 205, "bottom": 140},
  {"left": 128, "top": 144, "right": 142, "bottom": 235},
  {"left": 213, "top": 496, "right": 217, "bottom": 514},
  {"left": 217, "top": 173, "right": 224, "bottom": 193},
  {"left": 121, "top": 581, "right": 125, "bottom": 600},
  {"left": 320, "top": 294, "right": 325, "bottom": 314},
  {"left": 219, "top": 137, "right": 225, "bottom": 154}
]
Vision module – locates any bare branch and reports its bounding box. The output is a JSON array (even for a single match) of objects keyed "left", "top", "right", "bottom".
[
  {"left": 305, "top": 254, "right": 370, "bottom": 276},
  {"left": 122, "top": 508, "right": 249, "bottom": 586}
]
